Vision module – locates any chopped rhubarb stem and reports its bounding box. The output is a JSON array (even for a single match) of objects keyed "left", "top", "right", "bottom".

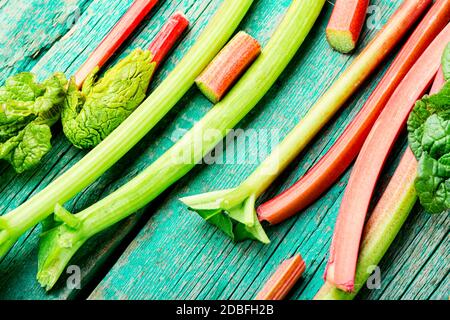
[
  {"left": 255, "top": 255, "right": 306, "bottom": 300},
  {"left": 326, "top": 0, "right": 369, "bottom": 53},
  {"left": 74, "top": 0, "right": 159, "bottom": 87},
  {"left": 148, "top": 12, "right": 189, "bottom": 69},
  {"left": 257, "top": 0, "right": 450, "bottom": 226},
  {"left": 325, "top": 24, "right": 450, "bottom": 293},
  {"left": 195, "top": 31, "right": 261, "bottom": 103}
]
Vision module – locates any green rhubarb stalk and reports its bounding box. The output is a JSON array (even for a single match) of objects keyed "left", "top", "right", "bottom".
[
  {"left": 181, "top": 0, "right": 426, "bottom": 243},
  {"left": 36, "top": 0, "right": 325, "bottom": 290},
  {"left": 314, "top": 148, "right": 418, "bottom": 300},
  {"left": 0, "top": 0, "right": 254, "bottom": 259}
]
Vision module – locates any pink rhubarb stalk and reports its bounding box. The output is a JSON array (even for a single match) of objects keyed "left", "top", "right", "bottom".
[
  {"left": 257, "top": 0, "right": 450, "bottom": 226},
  {"left": 326, "top": 0, "right": 369, "bottom": 53},
  {"left": 325, "top": 23, "right": 450, "bottom": 292},
  {"left": 255, "top": 255, "right": 306, "bottom": 300},
  {"left": 74, "top": 0, "right": 159, "bottom": 87}
]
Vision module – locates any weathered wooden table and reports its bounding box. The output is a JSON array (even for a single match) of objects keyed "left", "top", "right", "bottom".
[{"left": 0, "top": 0, "right": 448, "bottom": 300}]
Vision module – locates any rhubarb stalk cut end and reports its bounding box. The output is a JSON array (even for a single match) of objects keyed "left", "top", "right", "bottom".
[
  {"left": 326, "top": 0, "right": 370, "bottom": 53},
  {"left": 326, "top": 29, "right": 357, "bottom": 54},
  {"left": 148, "top": 12, "right": 190, "bottom": 68},
  {"left": 255, "top": 254, "right": 306, "bottom": 300}
]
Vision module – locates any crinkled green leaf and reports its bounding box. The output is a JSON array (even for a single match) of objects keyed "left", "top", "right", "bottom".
[
  {"left": 0, "top": 72, "right": 67, "bottom": 173},
  {"left": 3, "top": 123, "right": 52, "bottom": 173},
  {"left": 61, "top": 48, "right": 155, "bottom": 149},
  {"left": 408, "top": 82, "right": 450, "bottom": 159},
  {"left": 407, "top": 81, "right": 450, "bottom": 214}
]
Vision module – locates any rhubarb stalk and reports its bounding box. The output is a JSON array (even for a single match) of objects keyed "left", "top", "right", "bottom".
[
  {"left": 258, "top": 0, "right": 450, "bottom": 225},
  {"left": 315, "top": 149, "right": 418, "bottom": 299},
  {"left": 148, "top": 12, "right": 190, "bottom": 68},
  {"left": 315, "top": 72, "right": 446, "bottom": 300},
  {"left": 255, "top": 255, "right": 306, "bottom": 300},
  {"left": 182, "top": 0, "right": 432, "bottom": 244},
  {"left": 74, "top": 0, "right": 159, "bottom": 87},
  {"left": 0, "top": 0, "right": 255, "bottom": 259},
  {"left": 196, "top": 31, "right": 261, "bottom": 103},
  {"left": 36, "top": 0, "right": 325, "bottom": 290},
  {"left": 325, "top": 24, "right": 450, "bottom": 292},
  {"left": 326, "top": 0, "right": 369, "bottom": 53}
]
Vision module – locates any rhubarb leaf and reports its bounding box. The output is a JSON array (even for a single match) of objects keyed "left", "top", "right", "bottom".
[
  {"left": 443, "top": 43, "right": 450, "bottom": 81},
  {"left": 62, "top": 48, "right": 155, "bottom": 149},
  {"left": 408, "top": 82, "right": 450, "bottom": 159},
  {"left": 408, "top": 81, "right": 450, "bottom": 213},
  {"left": 0, "top": 72, "right": 67, "bottom": 173}
]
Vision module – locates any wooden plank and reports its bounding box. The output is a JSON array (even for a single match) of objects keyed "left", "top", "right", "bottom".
[
  {"left": 0, "top": 0, "right": 447, "bottom": 300},
  {"left": 0, "top": 0, "right": 94, "bottom": 82}
]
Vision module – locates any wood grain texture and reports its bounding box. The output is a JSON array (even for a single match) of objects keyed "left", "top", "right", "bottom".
[{"left": 0, "top": 0, "right": 448, "bottom": 300}]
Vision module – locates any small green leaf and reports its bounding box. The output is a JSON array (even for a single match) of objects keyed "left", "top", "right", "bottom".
[{"left": 0, "top": 72, "right": 67, "bottom": 173}]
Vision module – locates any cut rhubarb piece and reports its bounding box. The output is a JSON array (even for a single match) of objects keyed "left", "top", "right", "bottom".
[
  {"left": 325, "top": 24, "right": 450, "bottom": 293},
  {"left": 196, "top": 31, "right": 261, "bottom": 103},
  {"left": 255, "top": 255, "right": 306, "bottom": 300},
  {"left": 148, "top": 12, "right": 189, "bottom": 68},
  {"left": 74, "top": 0, "right": 159, "bottom": 87},
  {"left": 326, "top": 0, "right": 369, "bottom": 53},
  {"left": 315, "top": 149, "right": 418, "bottom": 299},
  {"left": 257, "top": 0, "right": 450, "bottom": 225}
]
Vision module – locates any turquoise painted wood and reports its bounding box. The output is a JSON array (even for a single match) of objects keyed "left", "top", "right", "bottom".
[{"left": 0, "top": 0, "right": 448, "bottom": 300}]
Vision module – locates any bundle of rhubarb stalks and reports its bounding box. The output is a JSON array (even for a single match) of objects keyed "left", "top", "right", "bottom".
[{"left": 0, "top": 0, "right": 448, "bottom": 300}]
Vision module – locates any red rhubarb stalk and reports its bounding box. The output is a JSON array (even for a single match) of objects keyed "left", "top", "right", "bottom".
[
  {"left": 315, "top": 74, "right": 446, "bottom": 300},
  {"left": 326, "top": 0, "right": 369, "bottom": 53},
  {"left": 325, "top": 24, "right": 450, "bottom": 293},
  {"left": 257, "top": 0, "right": 450, "bottom": 226},
  {"left": 148, "top": 12, "right": 189, "bottom": 68},
  {"left": 195, "top": 31, "right": 261, "bottom": 103},
  {"left": 255, "top": 255, "right": 306, "bottom": 300},
  {"left": 74, "top": 0, "right": 159, "bottom": 87}
]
